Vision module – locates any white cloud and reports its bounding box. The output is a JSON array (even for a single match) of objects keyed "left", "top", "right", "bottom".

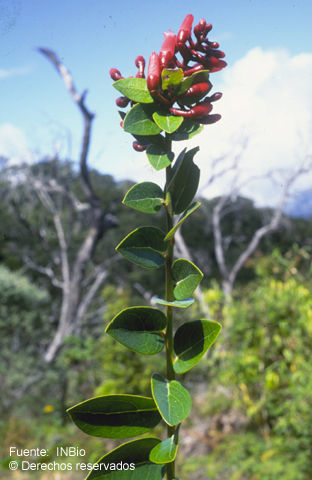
[
  {"left": 0, "top": 123, "right": 32, "bottom": 164},
  {"left": 193, "top": 47, "right": 312, "bottom": 205},
  {"left": 0, "top": 66, "right": 31, "bottom": 79},
  {"left": 121, "top": 47, "right": 312, "bottom": 207}
]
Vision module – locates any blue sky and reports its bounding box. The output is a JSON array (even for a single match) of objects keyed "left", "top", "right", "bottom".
[{"left": 1, "top": 0, "right": 312, "bottom": 203}]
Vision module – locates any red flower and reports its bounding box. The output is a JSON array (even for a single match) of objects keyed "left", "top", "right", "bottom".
[
  {"left": 177, "top": 14, "right": 194, "bottom": 48},
  {"left": 159, "top": 30, "right": 177, "bottom": 68},
  {"left": 147, "top": 52, "right": 161, "bottom": 93}
]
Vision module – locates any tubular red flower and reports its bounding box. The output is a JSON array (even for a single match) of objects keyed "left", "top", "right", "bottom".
[
  {"left": 132, "top": 141, "right": 146, "bottom": 152},
  {"left": 109, "top": 68, "right": 123, "bottom": 81},
  {"left": 177, "top": 14, "right": 194, "bottom": 48},
  {"left": 198, "top": 113, "right": 221, "bottom": 124},
  {"left": 135, "top": 56, "right": 145, "bottom": 78},
  {"left": 147, "top": 52, "right": 161, "bottom": 93},
  {"left": 159, "top": 30, "right": 177, "bottom": 68},
  {"left": 170, "top": 101, "right": 213, "bottom": 118},
  {"left": 193, "top": 18, "right": 206, "bottom": 40},
  {"left": 115, "top": 96, "right": 130, "bottom": 108},
  {"left": 208, "top": 59, "right": 227, "bottom": 72},
  {"left": 178, "top": 82, "right": 212, "bottom": 105},
  {"left": 208, "top": 92, "right": 222, "bottom": 102},
  {"left": 183, "top": 64, "right": 205, "bottom": 76}
]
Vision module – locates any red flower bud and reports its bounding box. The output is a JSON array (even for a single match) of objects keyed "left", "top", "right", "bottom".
[
  {"left": 147, "top": 52, "right": 161, "bottom": 93},
  {"left": 109, "top": 68, "right": 123, "bottom": 81},
  {"left": 170, "top": 101, "right": 213, "bottom": 118},
  {"left": 194, "top": 18, "right": 206, "bottom": 39},
  {"left": 120, "top": 120, "right": 124, "bottom": 128},
  {"left": 198, "top": 113, "right": 221, "bottom": 124},
  {"left": 208, "top": 92, "right": 222, "bottom": 102},
  {"left": 135, "top": 55, "right": 146, "bottom": 78},
  {"left": 159, "top": 30, "right": 177, "bottom": 68},
  {"left": 178, "top": 82, "right": 212, "bottom": 105},
  {"left": 209, "top": 59, "right": 227, "bottom": 72},
  {"left": 177, "top": 14, "right": 194, "bottom": 48},
  {"left": 132, "top": 141, "right": 146, "bottom": 152},
  {"left": 204, "top": 23, "right": 212, "bottom": 35},
  {"left": 183, "top": 63, "right": 204, "bottom": 76},
  {"left": 115, "top": 96, "right": 130, "bottom": 108},
  {"left": 212, "top": 49, "right": 226, "bottom": 59},
  {"left": 135, "top": 56, "right": 145, "bottom": 68}
]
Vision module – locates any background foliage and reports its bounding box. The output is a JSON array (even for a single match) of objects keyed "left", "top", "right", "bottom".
[{"left": 0, "top": 159, "right": 311, "bottom": 479}]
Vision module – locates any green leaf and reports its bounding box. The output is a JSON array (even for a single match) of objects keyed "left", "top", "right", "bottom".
[
  {"left": 177, "top": 70, "right": 210, "bottom": 95},
  {"left": 106, "top": 307, "right": 167, "bottom": 355},
  {"left": 124, "top": 104, "right": 162, "bottom": 136},
  {"left": 113, "top": 78, "right": 154, "bottom": 104},
  {"left": 87, "top": 438, "right": 165, "bottom": 479},
  {"left": 146, "top": 145, "right": 174, "bottom": 171},
  {"left": 153, "top": 112, "right": 184, "bottom": 134},
  {"left": 116, "top": 227, "right": 167, "bottom": 269},
  {"left": 149, "top": 431, "right": 179, "bottom": 464},
  {"left": 172, "top": 259, "right": 203, "bottom": 301},
  {"left": 151, "top": 373, "right": 192, "bottom": 426},
  {"left": 164, "top": 201, "right": 201, "bottom": 240},
  {"left": 133, "top": 133, "right": 167, "bottom": 150},
  {"left": 123, "top": 182, "right": 164, "bottom": 214},
  {"left": 168, "top": 147, "right": 200, "bottom": 214},
  {"left": 67, "top": 395, "right": 161, "bottom": 439},
  {"left": 161, "top": 68, "right": 183, "bottom": 91},
  {"left": 152, "top": 297, "right": 194, "bottom": 309},
  {"left": 173, "top": 320, "right": 222, "bottom": 374},
  {"left": 170, "top": 119, "right": 203, "bottom": 141}
]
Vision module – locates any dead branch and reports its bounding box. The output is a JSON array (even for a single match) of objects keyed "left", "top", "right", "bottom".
[{"left": 213, "top": 158, "right": 311, "bottom": 296}]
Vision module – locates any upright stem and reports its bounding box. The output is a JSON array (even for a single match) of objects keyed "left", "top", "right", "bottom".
[{"left": 165, "top": 164, "right": 175, "bottom": 480}]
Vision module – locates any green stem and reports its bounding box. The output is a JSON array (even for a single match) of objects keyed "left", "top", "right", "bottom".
[{"left": 165, "top": 164, "right": 175, "bottom": 480}]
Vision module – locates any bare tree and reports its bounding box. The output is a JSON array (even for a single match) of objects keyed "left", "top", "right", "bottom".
[
  {"left": 212, "top": 158, "right": 311, "bottom": 297},
  {"left": 11, "top": 48, "right": 118, "bottom": 365}
]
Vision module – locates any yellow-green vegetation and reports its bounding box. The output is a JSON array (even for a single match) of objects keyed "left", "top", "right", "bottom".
[{"left": 180, "top": 246, "right": 312, "bottom": 480}]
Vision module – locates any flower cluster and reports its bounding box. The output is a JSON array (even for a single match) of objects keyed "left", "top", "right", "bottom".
[{"left": 109, "top": 14, "right": 226, "bottom": 151}]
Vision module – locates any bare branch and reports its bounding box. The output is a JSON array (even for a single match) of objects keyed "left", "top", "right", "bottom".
[
  {"left": 23, "top": 256, "right": 63, "bottom": 289},
  {"left": 37, "top": 48, "right": 82, "bottom": 104},
  {"left": 75, "top": 256, "right": 120, "bottom": 329},
  {"left": 133, "top": 283, "right": 155, "bottom": 305},
  {"left": 213, "top": 156, "right": 311, "bottom": 296},
  {"left": 38, "top": 47, "right": 98, "bottom": 206},
  {"left": 46, "top": 179, "right": 90, "bottom": 211}
]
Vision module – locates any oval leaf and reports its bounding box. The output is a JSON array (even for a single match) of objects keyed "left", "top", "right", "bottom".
[
  {"left": 124, "top": 104, "right": 162, "bottom": 136},
  {"left": 146, "top": 145, "right": 174, "bottom": 171},
  {"left": 152, "top": 297, "right": 194, "bottom": 309},
  {"left": 87, "top": 438, "right": 165, "bottom": 479},
  {"left": 67, "top": 395, "right": 161, "bottom": 439},
  {"left": 177, "top": 70, "right": 210, "bottom": 95},
  {"left": 151, "top": 373, "right": 192, "bottom": 426},
  {"left": 164, "top": 201, "right": 201, "bottom": 240},
  {"left": 168, "top": 147, "right": 200, "bottom": 214},
  {"left": 161, "top": 68, "right": 183, "bottom": 91},
  {"left": 116, "top": 227, "right": 167, "bottom": 269},
  {"left": 149, "top": 433, "right": 178, "bottom": 464},
  {"left": 170, "top": 119, "right": 203, "bottom": 141},
  {"left": 123, "top": 182, "right": 164, "bottom": 214},
  {"left": 106, "top": 307, "right": 167, "bottom": 355},
  {"left": 113, "top": 78, "right": 154, "bottom": 104},
  {"left": 172, "top": 259, "right": 203, "bottom": 300},
  {"left": 174, "top": 320, "right": 222, "bottom": 374},
  {"left": 153, "top": 112, "right": 184, "bottom": 134},
  {"left": 133, "top": 133, "right": 167, "bottom": 149}
]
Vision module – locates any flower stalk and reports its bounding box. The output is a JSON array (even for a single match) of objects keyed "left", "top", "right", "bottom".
[{"left": 68, "top": 13, "right": 225, "bottom": 480}]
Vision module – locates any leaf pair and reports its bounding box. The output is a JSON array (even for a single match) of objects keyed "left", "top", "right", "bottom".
[{"left": 106, "top": 305, "right": 221, "bottom": 373}]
